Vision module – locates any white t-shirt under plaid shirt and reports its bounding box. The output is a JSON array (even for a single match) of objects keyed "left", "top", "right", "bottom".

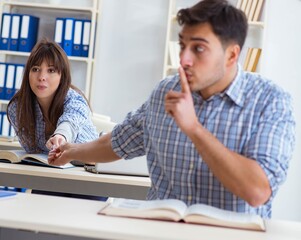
[{"left": 111, "top": 65, "right": 295, "bottom": 218}]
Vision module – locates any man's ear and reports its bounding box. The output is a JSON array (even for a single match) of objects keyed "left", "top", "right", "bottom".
[{"left": 226, "top": 44, "right": 240, "bottom": 67}]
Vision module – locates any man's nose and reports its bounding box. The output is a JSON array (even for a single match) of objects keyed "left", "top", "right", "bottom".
[{"left": 180, "top": 49, "right": 193, "bottom": 67}]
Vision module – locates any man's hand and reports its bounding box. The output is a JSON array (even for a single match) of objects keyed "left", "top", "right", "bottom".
[
  {"left": 48, "top": 142, "right": 75, "bottom": 166},
  {"left": 165, "top": 66, "right": 198, "bottom": 135}
]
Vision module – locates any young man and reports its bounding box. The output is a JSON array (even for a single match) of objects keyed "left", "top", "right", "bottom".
[{"left": 49, "top": 0, "right": 295, "bottom": 218}]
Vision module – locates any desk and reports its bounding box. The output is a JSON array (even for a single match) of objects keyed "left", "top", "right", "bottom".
[
  {"left": 0, "top": 163, "right": 150, "bottom": 199},
  {"left": 0, "top": 193, "right": 300, "bottom": 240}
]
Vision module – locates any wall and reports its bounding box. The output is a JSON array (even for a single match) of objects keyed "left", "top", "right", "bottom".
[
  {"left": 261, "top": 0, "right": 301, "bottom": 221},
  {"left": 91, "top": 0, "right": 301, "bottom": 221}
]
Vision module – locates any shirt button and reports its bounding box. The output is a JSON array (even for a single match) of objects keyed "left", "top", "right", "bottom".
[
  {"left": 190, "top": 163, "right": 194, "bottom": 170},
  {"left": 188, "top": 195, "right": 192, "bottom": 201}
]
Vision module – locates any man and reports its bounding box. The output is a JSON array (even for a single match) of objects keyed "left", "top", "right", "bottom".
[{"left": 49, "top": 0, "right": 295, "bottom": 218}]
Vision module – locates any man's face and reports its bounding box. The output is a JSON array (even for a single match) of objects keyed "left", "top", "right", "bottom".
[{"left": 179, "top": 22, "right": 229, "bottom": 99}]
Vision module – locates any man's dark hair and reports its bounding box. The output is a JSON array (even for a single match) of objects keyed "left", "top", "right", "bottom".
[{"left": 177, "top": 0, "right": 248, "bottom": 50}]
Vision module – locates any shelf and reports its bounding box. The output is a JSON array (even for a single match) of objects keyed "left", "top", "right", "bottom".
[
  {"left": 2, "top": 1, "right": 97, "bottom": 13},
  {"left": 0, "top": 50, "right": 91, "bottom": 62}
]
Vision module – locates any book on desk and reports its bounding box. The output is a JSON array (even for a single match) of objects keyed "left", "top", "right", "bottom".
[
  {"left": 98, "top": 198, "right": 266, "bottom": 232},
  {"left": 0, "top": 149, "right": 74, "bottom": 169}
]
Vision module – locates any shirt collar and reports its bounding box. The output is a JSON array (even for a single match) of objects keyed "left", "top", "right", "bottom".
[{"left": 223, "top": 64, "right": 245, "bottom": 108}]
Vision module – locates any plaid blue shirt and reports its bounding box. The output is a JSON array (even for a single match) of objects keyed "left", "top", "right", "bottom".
[
  {"left": 8, "top": 89, "right": 99, "bottom": 154},
  {"left": 111, "top": 65, "right": 295, "bottom": 218}
]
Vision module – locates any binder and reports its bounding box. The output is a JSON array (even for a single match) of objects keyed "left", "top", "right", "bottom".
[
  {"left": 18, "top": 14, "right": 39, "bottom": 52},
  {"left": 9, "top": 14, "right": 22, "bottom": 51},
  {"left": 54, "top": 18, "right": 65, "bottom": 49},
  {"left": 4, "top": 64, "right": 16, "bottom": 100},
  {"left": 63, "top": 18, "right": 75, "bottom": 56},
  {"left": 1, "top": 112, "right": 10, "bottom": 137},
  {"left": 0, "top": 63, "right": 6, "bottom": 99},
  {"left": 0, "top": 13, "right": 11, "bottom": 50},
  {"left": 72, "top": 19, "right": 83, "bottom": 56},
  {"left": 14, "top": 64, "right": 24, "bottom": 92},
  {"left": 81, "top": 20, "right": 91, "bottom": 57}
]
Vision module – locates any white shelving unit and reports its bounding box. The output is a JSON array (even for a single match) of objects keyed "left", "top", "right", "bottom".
[
  {"left": 0, "top": 0, "right": 101, "bottom": 101},
  {"left": 162, "top": 0, "right": 267, "bottom": 78}
]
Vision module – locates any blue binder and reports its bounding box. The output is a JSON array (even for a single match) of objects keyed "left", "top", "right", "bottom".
[
  {"left": 9, "top": 14, "right": 22, "bottom": 51},
  {"left": 18, "top": 15, "right": 39, "bottom": 52},
  {"left": 72, "top": 19, "right": 83, "bottom": 56},
  {"left": 81, "top": 20, "right": 91, "bottom": 57},
  {"left": 1, "top": 112, "right": 11, "bottom": 137},
  {"left": 54, "top": 18, "right": 65, "bottom": 49},
  {"left": 14, "top": 64, "right": 25, "bottom": 93},
  {"left": 0, "top": 112, "right": 3, "bottom": 136},
  {"left": 0, "top": 63, "right": 6, "bottom": 100},
  {"left": 0, "top": 13, "right": 11, "bottom": 50},
  {"left": 63, "top": 18, "right": 75, "bottom": 56},
  {"left": 4, "top": 63, "right": 16, "bottom": 100}
]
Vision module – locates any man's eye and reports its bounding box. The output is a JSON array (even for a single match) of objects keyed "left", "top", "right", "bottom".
[
  {"left": 196, "top": 46, "right": 204, "bottom": 53},
  {"left": 179, "top": 43, "right": 184, "bottom": 50}
]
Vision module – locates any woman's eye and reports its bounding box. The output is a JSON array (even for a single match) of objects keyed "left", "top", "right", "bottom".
[
  {"left": 31, "top": 67, "right": 39, "bottom": 72},
  {"left": 49, "top": 69, "right": 56, "bottom": 73}
]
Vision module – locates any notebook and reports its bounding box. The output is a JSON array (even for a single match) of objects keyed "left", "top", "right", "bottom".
[{"left": 95, "top": 156, "right": 149, "bottom": 176}]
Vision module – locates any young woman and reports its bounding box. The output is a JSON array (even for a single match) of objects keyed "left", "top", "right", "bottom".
[
  {"left": 7, "top": 38, "right": 99, "bottom": 154},
  {"left": 7, "top": 38, "right": 104, "bottom": 199}
]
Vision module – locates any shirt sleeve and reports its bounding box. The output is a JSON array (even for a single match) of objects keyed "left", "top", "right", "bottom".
[
  {"left": 245, "top": 91, "right": 295, "bottom": 203},
  {"left": 53, "top": 90, "right": 91, "bottom": 143},
  {"left": 111, "top": 102, "right": 148, "bottom": 159}
]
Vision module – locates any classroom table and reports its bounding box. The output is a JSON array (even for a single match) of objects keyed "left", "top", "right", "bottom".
[
  {"left": 0, "top": 162, "right": 151, "bottom": 199},
  {"left": 0, "top": 193, "right": 300, "bottom": 240}
]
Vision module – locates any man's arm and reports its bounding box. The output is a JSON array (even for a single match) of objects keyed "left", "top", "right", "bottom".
[
  {"left": 165, "top": 67, "right": 271, "bottom": 207},
  {"left": 48, "top": 133, "right": 120, "bottom": 166}
]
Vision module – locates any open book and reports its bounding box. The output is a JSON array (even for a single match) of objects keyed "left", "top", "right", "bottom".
[
  {"left": 99, "top": 198, "right": 265, "bottom": 232},
  {"left": 0, "top": 150, "right": 74, "bottom": 169}
]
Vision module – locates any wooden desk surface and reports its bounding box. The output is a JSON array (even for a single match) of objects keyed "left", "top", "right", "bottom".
[
  {"left": 0, "top": 193, "right": 300, "bottom": 240},
  {"left": 0, "top": 163, "right": 151, "bottom": 199}
]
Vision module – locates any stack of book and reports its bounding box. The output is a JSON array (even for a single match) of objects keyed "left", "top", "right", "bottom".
[
  {"left": 243, "top": 48, "right": 262, "bottom": 72},
  {"left": 237, "top": 0, "right": 265, "bottom": 21}
]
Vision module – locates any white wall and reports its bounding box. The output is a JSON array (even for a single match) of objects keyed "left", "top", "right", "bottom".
[
  {"left": 91, "top": 0, "right": 168, "bottom": 122},
  {"left": 261, "top": 0, "right": 301, "bottom": 221},
  {"left": 91, "top": 0, "right": 301, "bottom": 221}
]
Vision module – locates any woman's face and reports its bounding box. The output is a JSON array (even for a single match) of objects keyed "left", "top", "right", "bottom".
[{"left": 29, "top": 60, "right": 61, "bottom": 107}]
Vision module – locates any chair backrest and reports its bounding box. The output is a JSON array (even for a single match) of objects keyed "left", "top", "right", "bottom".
[{"left": 91, "top": 113, "right": 116, "bottom": 134}]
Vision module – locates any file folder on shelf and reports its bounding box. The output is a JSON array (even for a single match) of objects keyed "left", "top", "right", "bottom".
[
  {"left": 54, "top": 18, "right": 65, "bottom": 49},
  {"left": 0, "top": 63, "right": 6, "bottom": 100},
  {"left": 9, "top": 14, "right": 22, "bottom": 51},
  {"left": 14, "top": 64, "right": 24, "bottom": 92},
  {"left": 0, "top": 112, "right": 12, "bottom": 137},
  {"left": 63, "top": 18, "right": 75, "bottom": 56},
  {"left": 0, "top": 13, "right": 11, "bottom": 50},
  {"left": 4, "top": 64, "right": 16, "bottom": 100},
  {"left": 81, "top": 20, "right": 91, "bottom": 57},
  {"left": 18, "top": 15, "right": 39, "bottom": 52},
  {"left": 72, "top": 19, "right": 83, "bottom": 56}
]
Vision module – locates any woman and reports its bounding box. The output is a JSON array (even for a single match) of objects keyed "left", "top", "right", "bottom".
[
  {"left": 7, "top": 38, "right": 104, "bottom": 200},
  {"left": 7, "top": 38, "right": 98, "bottom": 154}
]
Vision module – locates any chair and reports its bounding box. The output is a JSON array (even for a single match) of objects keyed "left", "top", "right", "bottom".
[{"left": 91, "top": 113, "right": 116, "bottom": 134}]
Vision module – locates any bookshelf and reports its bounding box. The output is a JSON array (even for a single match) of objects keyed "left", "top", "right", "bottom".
[
  {"left": 162, "top": 0, "right": 267, "bottom": 77},
  {"left": 0, "top": 0, "right": 100, "bottom": 101},
  {"left": 0, "top": 0, "right": 101, "bottom": 136}
]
